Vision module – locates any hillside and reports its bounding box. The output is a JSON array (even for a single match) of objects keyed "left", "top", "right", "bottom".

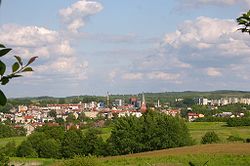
[{"left": 101, "top": 143, "right": 250, "bottom": 166}]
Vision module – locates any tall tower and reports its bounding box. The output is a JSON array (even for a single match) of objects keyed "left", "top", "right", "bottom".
[
  {"left": 140, "top": 92, "right": 147, "bottom": 113},
  {"left": 106, "top": 92, "right": 110, "bottom": 108}
]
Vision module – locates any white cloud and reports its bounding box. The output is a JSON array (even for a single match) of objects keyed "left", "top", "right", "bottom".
[
  {"left": 122, "top": 73, "right": 143, "bottom": 80},
  {"left": 147, "top": 71, "right": 180, "bottom": 81},
  {"left": 131, "top": 16, "right": 250, "bottom": 87},
  {"left": 206, "top": 68, "right": 222, "bottom": 77},
  {"left": 59, "top": 0, "right": 103, "bottom": 33},
  {"left": 0, "top": 24, "right": 88, "bottom": 81}
]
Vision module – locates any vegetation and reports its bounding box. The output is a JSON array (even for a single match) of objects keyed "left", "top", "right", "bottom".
[
  {"left": 0, "top": 123, "right": 26, "bottom": 138},
  {"left": 201, "top": 131, "right": 220, "bottom": 144},
  {"left": 0, "top": 44, "right": 37, "bottom": 106},
  {"left": 108, "top": 111, "right": 191, "bottom": 155},
  {"left": 227, "top": 135, "right": 244, "bottom": 142},
  {"left": 237, "top": 10, "right": 250, "bottom": 35},
  {"left": 227, "top": 117, "right": 250, "bottom": 127}
]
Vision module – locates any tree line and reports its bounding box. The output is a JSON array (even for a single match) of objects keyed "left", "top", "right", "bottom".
[{"left": 1, "top": 111, "right": 192, "bottom": 159}]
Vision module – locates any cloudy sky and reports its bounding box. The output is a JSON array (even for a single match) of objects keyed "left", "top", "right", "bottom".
[{"left": 0, "top": 0, "right": 250, "bottom": 97}]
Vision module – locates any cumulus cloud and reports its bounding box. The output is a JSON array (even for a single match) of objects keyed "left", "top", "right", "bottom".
[
  {"left": 128, "top": 16, "right": 250, "bottom": 88},
  {"left": 0, "top": 24, "right": 88, "bottom": 81},
  {"left": 147, "top": 71, "right": 180, "bottom": 81},
  {"left": 122, "top": 73, "right": 144, "bottom": 80},
  {"left": 59, "top": 0, "right": 103, "bottom": 33},
  {"left": 176, "top": 0, "right": 250, "bottom": 8},
  {"left": 206, "top": 68, "right": 222, "bottom": 77}
]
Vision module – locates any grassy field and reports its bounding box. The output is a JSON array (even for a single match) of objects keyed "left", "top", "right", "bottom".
[
  {"left": 10, "top": 143, "right": 250, "bottom": 166},
  {"left": 187, "top": 122, "right": 250, "bottom": 143},
  {"left": 4, "top": 122, "right": 250, "bottom": 165},
  {"left": 100, "top": 143, "right": 250, "bottom": 166}
]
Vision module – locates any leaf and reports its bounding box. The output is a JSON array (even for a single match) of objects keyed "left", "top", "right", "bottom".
[
  {"left": 10, "top": 74, "right": 22, "bottom": 78},
  {"left": 0, "top": 44, "right": 5, "bottom": 48},
  {"left": 12, "top": 62, "right": 20, "bottom": 73},
  {"left": 0, "top": 60, "right": 6, "bottom": 76},
  {"left": 22, "top": 67, "right": 33, "bottom": 72},
  {"left": 27, "top": 56, "right": 38, "bottom": 66},
  {"left": 14, "top": 56, "right": 23, "bottom": 66},
  {"left": 0, "top": 89, "right": 7, "bottom": 106},
  {"left": 1, "top": 77, "right": 9, "bottom": 85},
  {"left": 0, "top": 48, "right": 12, "bottom": 57}
]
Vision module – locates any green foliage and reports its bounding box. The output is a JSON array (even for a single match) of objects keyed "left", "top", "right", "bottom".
[
  {"left": 0, "top": 152, "right": 9, "bottom": 166},
  {"left": 39, "top": 138, "right": 61, "bottom": 158},
  {"left": 62, "top": 129, "right": 83, "bottom": 158},
  {"left": 35, "top": 125, "right": 65, "bottom": 142},
  {"left": 82, "top": 128, "right": 106, "bottom": 156},
  {"left": 16, "top": 140, "right": 38, "bottom": 158},
  {"left": 0, "top": 141, "right": 17, "bottom": 157},
  {"left": 0, "top": 44, "right": 37, "bottom": 106},
  {"left": 201, "top": 131, "right": 220, "bottom": 144},
  {"left": 227, "top": 117, "right": 250, "bottom": 127},
  {"left": 0, "top": 123, "right": 25, "bottom": 138},
  {"left": 227, "top": 135, "right": 244, "bottom": 142},
  {"left": 108, "top": 111, "right": 191, "bottom": 155},
  {"left": 237, "top": 10, "right": 250, "bottom": 35}
]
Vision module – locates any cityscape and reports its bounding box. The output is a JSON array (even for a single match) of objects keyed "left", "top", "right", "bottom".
[{"left": 1, "top": 0, "right": 250, "bottom": 165}]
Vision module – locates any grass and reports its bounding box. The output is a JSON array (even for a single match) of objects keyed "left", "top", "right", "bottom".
[
  {"left": 187, "top": 122, "right": 250, "bottom": 143},
  {"left": 100, "top": 143, "right": 250, "bottom": 166},
  {"left": 0, "top": 136, "right": 26, "bottom": 147},
  {"left": 5, "top": 122, "right": 250, "bottom": 165},
  {"left": 10, "top": 143, "right": 250, "bottom": 166}
]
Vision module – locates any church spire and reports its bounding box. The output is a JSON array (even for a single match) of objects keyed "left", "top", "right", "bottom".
[{"left": 140, "top": 92, "right": 147, "bottom": 113}]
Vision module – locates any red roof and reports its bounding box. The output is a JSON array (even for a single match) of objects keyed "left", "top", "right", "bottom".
[{"left": 24, "top": 116, "right": 33, "bottom": 119}]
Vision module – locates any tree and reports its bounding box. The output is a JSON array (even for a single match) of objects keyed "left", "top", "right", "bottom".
[
  {"left": 16, "top": 140, "right": 38, "bottom": 158},
  {"left": 82, "top": 128, "right": 105, "bottom": 156},
  {"left": 0, "top": 44, "right": 37, "bottom": 106},
  {"left": 237, "top": 10, "right": 250, "bottom": 35},
  {"left": 108, "top": 111, "right": 192, "bottom": 155},
  {"left": 62, "top": 129, "right": 83, "bottom": 158},
  {"left": 39, "top": 138, "right": 61, "bottom": 158},
  {"left": 1, "top": 141, "right": 16, "bottom": 157},
  {"left": 201, "top": 131, "right": 220, "bottom": 144},
  {"left": 0, "top": 152, "right": 9, "bottom": 166}
]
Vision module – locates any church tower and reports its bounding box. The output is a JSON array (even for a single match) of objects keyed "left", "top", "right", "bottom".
[{"left": 140, "top": 92, "right": 147, "bottom": 113}]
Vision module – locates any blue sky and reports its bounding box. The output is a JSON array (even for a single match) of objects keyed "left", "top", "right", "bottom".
[{"left": 0, "top": 0, "right": 250, "bottom": 97}]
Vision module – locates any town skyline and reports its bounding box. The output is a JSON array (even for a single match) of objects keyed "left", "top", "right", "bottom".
[{"left": 1, "top": 0, "right": 250, "bottom": 98}]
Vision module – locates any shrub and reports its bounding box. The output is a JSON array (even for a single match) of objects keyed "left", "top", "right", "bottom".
[
  {"left": 201, "top": 131, "right": 220, "bottom": 144},
  {"left": 227, "top": 135, "right": 244, "bottom": 142},
  {"left": 227, "top": 117, "right": 250, "bottom": 127},
  {"left": 246, "top": 138, "right": 250, "bottom": 143}
]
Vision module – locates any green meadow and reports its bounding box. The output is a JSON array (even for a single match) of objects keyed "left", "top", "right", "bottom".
[{"left": 3, "top": 122, "right": 250, "bottom": 165}]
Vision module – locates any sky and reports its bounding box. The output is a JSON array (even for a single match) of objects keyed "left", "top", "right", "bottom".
[{"left": 0, "top": 0, "right": 250, "bottom": 97}]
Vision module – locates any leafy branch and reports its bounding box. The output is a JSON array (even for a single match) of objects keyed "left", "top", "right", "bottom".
[
  {"left": 0, "top": 44, "right": 37, "bottom": 106},
  {"left": 237, "top": 10, "right": 250, "bottom": 35}
]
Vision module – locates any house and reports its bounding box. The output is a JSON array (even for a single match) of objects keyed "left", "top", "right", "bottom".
[{"left": 188, "top": 112, "right": 204, "bottom": 122}]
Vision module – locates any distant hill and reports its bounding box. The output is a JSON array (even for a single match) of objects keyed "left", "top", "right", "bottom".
[{"left": 7, "top": 90, "right": 250, "bottom": 106}]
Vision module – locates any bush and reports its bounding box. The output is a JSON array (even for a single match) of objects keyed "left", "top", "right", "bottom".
[
  {"left": 227, "top": 118, "right": 250, "bottom": 127},
  {"left": 227, "top": 135, "right": 244, "bottom": 142},
  {"left": 246, "top": 138, "right": 250, "bottom": 143},
  {"left": 201, "top": 131, "right": 220, "bottom": 144}
]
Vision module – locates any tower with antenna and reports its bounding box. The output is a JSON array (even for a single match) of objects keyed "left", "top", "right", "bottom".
[
  {"left": 106, "top": 91, "right": 110, "bottom": 108},
  {"left": 140, "top": 92, "right": 147, "bottom": 113}
]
